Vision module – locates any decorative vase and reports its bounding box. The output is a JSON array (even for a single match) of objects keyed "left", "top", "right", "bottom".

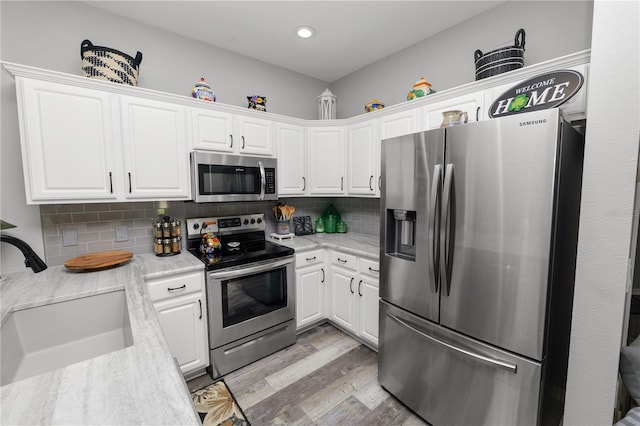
[
  {"left": 247, "top": 95, "right": 266, "bottom": 111},
  {"left": 365, "top": 98, "right": 385, "bottom": 113},
  {"left": 440, "top": 110, "right": 469, "bottom": 128}
]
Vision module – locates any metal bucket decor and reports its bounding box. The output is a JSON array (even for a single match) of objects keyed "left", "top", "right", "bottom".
[{"left": 474, "top": 29, "right": 525, "bottom": 81}]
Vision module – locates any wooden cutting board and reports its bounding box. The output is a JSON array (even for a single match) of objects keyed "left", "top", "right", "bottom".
[{"left": 64, "top": 250, "right": 133, "bottom": 271}]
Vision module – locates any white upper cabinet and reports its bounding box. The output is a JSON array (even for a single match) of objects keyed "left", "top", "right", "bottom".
[
  {"left": 15, "top": 78, "right": 118, "bottom": 203},
  {"left": 236, "top": 115, "right": 274, "bottom": 156},
  {"left": 378, "top": 109, "right": 418, "bottom": 141},
  {"left": 276, "top": 122, "right": 307, "bottom": 196},
  {"left": 190, "top": 107, "right": 234, "bottom": 152},
  {"left": 307, "top": 126, "right": 346, "bottom": 195},
  {"left": 347, "top": 121, "right": 379, "bottom": 197},
  {"left": 120, "top": 96, "right": 191, "bottom": 200},
  {"left": 420, "top": 91, "right": 486, "bottom": 131}
]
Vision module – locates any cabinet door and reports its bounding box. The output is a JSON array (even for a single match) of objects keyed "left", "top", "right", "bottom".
[
  {"left": 276, "top": 123, "right": 307, "bottom": 195},
  {"left": 153, "top": 292, "right": 208, "bottom": 375},
  {"left": 330, "top": 266, "right": 357, "bottom": 333},
  {"left": 191, "top": 107, "right": 234, "bottom": 152},
  {"left": 296, "top": 265, "right": 325, "bottom": 329},
  {"left": 120, "top": 96, "right": 191, "bottom": 199},
  {"left": 307, "top": 127, "right": 346, "bottom": 195},
  {"left": 358, "top": 275, "right": 379, "bottom": 347},
  {"left": 237, "top": 115, "right": 274, "bottom": 156},
  {"left": 421, "top": 91, "right": 485, "bottom": 130},
  {"left": 16, "top": 78, "right": 117, "bottom": 203},
  {"left": 347, "top": 121, "right": 379, "bottom": 197},
  {"left": 378, "top": 109, "right": 418, "bottom": 141}
]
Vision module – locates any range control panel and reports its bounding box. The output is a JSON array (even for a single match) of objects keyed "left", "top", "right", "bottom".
[{"left": 186, "top": 214, "right": 265, "bottom": 239}]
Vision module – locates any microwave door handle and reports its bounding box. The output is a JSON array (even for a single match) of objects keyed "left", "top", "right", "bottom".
[{"left": 258, "top": 160, "right": 266, "bottom": 200}]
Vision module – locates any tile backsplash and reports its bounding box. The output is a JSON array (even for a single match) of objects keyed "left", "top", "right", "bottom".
[{"left": 41, "top": 197, "right": 381, "bottom": 266}]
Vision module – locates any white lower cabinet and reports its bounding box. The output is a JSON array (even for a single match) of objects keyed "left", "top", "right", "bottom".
[
  {"left": 330, "top": 265, "right": 358, "bottom": 332},
  {"left": 295, "top": 249, "right": 325, "bottom": 329},
  {"left": 357, "top": 258, "right": 380, "bottom": 347},
  {"left": 145, "top": 270, "right": 209, "bottom": 377}
]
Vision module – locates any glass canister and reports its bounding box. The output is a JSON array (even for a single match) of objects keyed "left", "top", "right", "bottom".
[
  {"left": 337, "top": 221, "right": 347, "bottom": 233},
  {"left": 315, "top": 217, "right": 325, "bottom": 233}
]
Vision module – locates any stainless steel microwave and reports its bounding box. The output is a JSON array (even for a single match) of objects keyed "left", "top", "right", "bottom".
[{"left": 190, "top": 151, "right": 277, "bottom": 203}]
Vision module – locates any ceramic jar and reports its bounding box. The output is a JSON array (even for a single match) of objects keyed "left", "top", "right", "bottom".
[
  {"left": 191, "top": 77, "right": 215, "bottom": 102},
  {"left": 407, "top": 77, "right": 432, "bottom": 100},
  {"left": 365, "top": 98, "right": 385, "bottom": 113}
]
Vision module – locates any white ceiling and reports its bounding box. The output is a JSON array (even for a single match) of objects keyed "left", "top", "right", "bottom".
[{"left": 84, "top": 1, "right": 506, "bottom": 83}]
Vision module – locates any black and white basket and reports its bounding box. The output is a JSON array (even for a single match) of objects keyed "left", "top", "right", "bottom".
[
  {"left": 474, "top": 29, "right": 525, "bottom": 81},
  {"left": 81, "top": 39, "right": 142, "bottom": 86}
]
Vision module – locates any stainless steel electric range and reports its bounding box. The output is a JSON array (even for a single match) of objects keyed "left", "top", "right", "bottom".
[{"left": 185, "top": 213, "right": 296, "bottom": 378}]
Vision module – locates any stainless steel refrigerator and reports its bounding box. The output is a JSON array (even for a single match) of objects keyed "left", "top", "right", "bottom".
[{"left": 378, "top": 109, "right": 584, "bottom": 426}]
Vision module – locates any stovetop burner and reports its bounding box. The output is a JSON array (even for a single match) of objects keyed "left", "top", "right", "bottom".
[{"left": 185, "top": 214, "right": 293, "bottom": 271}]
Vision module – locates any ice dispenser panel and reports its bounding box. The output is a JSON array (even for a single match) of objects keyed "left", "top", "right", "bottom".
[{"left": 386, "top": 209, "right": 416, "bottom": 261}]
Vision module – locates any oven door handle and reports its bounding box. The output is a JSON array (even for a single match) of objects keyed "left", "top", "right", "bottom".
[
  {"left": 208, "top": 256, "right": 293, "bottom": 280},
  {"left": 258, "top": 160, "right": 266, "bottom": 201}
]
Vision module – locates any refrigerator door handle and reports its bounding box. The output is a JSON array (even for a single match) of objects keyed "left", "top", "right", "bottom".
[
  {"left": 440, "top": 163, "right": 456, "bottom": 296},
  {"left": 428, "top": 164, "right": 442, "bottom": 292},
  {"left": 386, "top": 311, "right": 517, "bottom": 374}
]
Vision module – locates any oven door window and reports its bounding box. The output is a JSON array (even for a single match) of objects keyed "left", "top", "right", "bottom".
[
  {"left": 198, "top": 164, "right": 261, "bottom": 195},
  {"left": 221, "top": 266, "right": 287, "bottom": 327}
]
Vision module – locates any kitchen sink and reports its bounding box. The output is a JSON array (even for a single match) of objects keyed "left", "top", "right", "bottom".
[{"left": 1, "top": 290, "right": 133, "bottom": 386}]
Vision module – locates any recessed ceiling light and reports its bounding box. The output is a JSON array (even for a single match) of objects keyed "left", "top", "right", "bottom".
[{"left": 296, "top": 26, "right": 316, "bottom": 39}]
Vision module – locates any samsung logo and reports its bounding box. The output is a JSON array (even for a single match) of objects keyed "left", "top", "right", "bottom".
[
  {"left": 235, "top": 168, "right": 245, "bottom": 172},
  {"left": 519, "top": 119, "right": 547, "bottom": 127}
]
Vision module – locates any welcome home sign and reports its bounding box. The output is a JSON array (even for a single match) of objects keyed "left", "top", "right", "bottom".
[{"left": 489, "top": 70, "right": 584, "bottom": 118}]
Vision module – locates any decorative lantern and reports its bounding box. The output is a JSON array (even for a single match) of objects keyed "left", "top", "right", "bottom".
[{"left": 318, "top": 88, "right": 336, "bottom": 120}]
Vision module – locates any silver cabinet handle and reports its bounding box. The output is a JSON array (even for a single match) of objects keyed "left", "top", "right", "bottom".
[
  {"left": 321, "top": 268, "right": 325, "bottom": 283},
  {"left": 429, "top": 164, "right": 442, "bottom": 292},
  {"left": 368, "top": 267, "right": 379, "bottom": 273},
  {"left": 369, "top": 175, "right": 374, "bottom": 191},
  {"left": 349, "top": 277, "right": 354, "bottom": 294},
  {"left": 109, "top": 172, "right": 113, "bottom": 193},
  {"left": 198, "top": 299, "right": 202, "bottom": 319},
  {"left": 386, "top": 311, "right": 517, "bottom": 373},
  {"left": 306, "top": 256, "right": 317, "bottom": 261},
  {"left": 337, "top": 258, "right": 347, "bottom": 263},
  {"left": 302, "top": 176, "right": 306, "bottom": 191},
  {"left": 341, "top": 176, "right": 344, "bottom": 191},
  {"left": 358, "top": 279, "right": 363, "bottom": 297},
  {"left": 168, "top": 284, "right": 186, "bottom": 292},
  {"left": 242, "top": 135, "right": 246, "bottom": 149},
  {"left": 440, "top": 163, "right": 455, "bottom": 296},
  {"left": 476, "top": 106, "right": 481, "bottom": 122},
  {"left": 128, "top": 172, "right": 132, "bottom": 193},
  {"left": 230, "top": 134, "right": 233, "bottom": 148}
]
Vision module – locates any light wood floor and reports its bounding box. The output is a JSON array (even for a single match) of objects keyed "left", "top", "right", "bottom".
[{"left": 187, "top": 323, "right": 427, "bottom": 425}]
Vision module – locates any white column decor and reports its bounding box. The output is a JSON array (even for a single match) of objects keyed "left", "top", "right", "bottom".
[{"left": 318, "top": 88, "right": 336, "bottom": 120}]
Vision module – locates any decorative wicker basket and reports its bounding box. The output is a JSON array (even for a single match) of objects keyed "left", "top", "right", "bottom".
[
  {"left": 80, "top": 39, "right": 142, "bottom": 86},
  {"left": 474, "top": 29, "right": 525, "bottom": 81}
]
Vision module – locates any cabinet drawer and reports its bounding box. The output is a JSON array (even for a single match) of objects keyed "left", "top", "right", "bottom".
[
  {"left": 359, "top": 257, "right": 380, "bottom": 277},
  {"left": 331, "top": 251, "right": 357, "bottom": 270},
  {"left": 147, "top": 271, "right": 204, "bottom": 303},
  {"left": 295, "top": 249, "right": 324, "bottom": 267}
]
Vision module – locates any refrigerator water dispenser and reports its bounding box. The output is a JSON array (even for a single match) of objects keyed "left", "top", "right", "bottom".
[{"left": 386, "top": 209, "right": 416, "bottom": 261}]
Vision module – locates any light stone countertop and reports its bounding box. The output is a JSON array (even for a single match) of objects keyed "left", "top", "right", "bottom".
[
  {"left": 1, "top": 252, "right": 204, "bottom": 426},
  {"left": 270, "top": 232, "right": 380, "bottom": 259}
]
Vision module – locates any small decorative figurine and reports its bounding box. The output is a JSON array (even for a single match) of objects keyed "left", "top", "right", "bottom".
[
  {"left": 407, "top": 77, "right": 433, "bottom": 100},
  {"left": 247, "top": 95, "right": 267, "bottom": 111},
  {"left": 365, "top": 98, "right": 385, "bottom": 113},
  {"left": 191, "top": 77, "right": 215, "bottom": 102}
]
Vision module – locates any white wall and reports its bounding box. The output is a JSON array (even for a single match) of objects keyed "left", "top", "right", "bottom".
[
  {"left": 564, "top": 0, "right": 640, "bottom": 423},
  {"left": 332, "top": 0, "right": 594, "bottom": 118}
]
